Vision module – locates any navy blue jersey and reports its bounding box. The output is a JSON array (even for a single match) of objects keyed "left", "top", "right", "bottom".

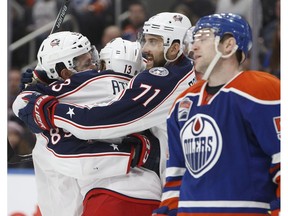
[{"left": 53, "top": 56, "right": 196, "bottom": 140}]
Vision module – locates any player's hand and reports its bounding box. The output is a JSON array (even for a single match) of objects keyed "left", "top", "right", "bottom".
[
  {"left": 20, "top": 69, "right": 34, "bottom": 91},
  {"left": 122, "top": 133, "right": 151, "bottom": 168},
  {"left": 20, "top": 68, "right": 58, "bottom": 91},
  {"left": 18, "top": 93, "right": 58, "bottom": 133},
  {"left": 270, "top": 198, "right": 280, "bottom": 216},
  {"left": 152, "top": 206, "right": 177, "bottom": 216}
]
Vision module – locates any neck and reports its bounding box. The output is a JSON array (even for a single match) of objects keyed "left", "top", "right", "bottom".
[{"left": 207, "top": 58, "right": 240, "bottom": 86}]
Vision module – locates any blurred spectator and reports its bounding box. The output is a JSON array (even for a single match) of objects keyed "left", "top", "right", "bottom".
[
  {"left": 26, "top": 0, "right": 58, "bottom": 48},
  {"left": 259, "top": 0, "right": 280, "bottom": 79},
  {"left": 99, "top": 25, "right": 122, "bottom": 50},
  {"left": 121, "top": 1, "right": 148, "bottom": 41},
  {"left": 262, "top": 22, "right": 280, "bottom": 79},
  {"left": 8, "top": 120, "right": 35, "bottom": 168},
  {"left": 9, "top": 0, "right": 31, "bottom": 67},
  {"left": 260, "top": 0, "right": 280, "bottom": 54},
  {"left": 8, "top": 67, "right": 22, "bottom": 109},
  {"left": 70, "top": 0, "right": 113, "bottom": 47},
  {"left": 215, "top": 0, "right": 263, "bottom": 70},
  {"left": 170, "top": 0, "right": 216, "bottom": 25}
]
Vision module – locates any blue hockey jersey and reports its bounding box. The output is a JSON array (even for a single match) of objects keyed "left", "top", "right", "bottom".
[{"left": 157, "top": 71, "right": 280, "bottom": 215}]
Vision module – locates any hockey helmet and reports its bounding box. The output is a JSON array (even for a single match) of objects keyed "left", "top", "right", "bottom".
[
  {"left": 142, "top": 12, "right": 192, "bottom": 61},
  {"left": 193, "top": 13, "right": 252, "bottom": 62},
  {"left": 100, "top": 37, "right": 145, "bottom": 76},
  {"left": 37, "top": 31, "right": 99, "bottom": 79}
]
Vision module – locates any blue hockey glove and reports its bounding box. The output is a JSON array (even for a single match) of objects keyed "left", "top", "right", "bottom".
[
  {"left": 152, "top": 206, "right": 177, "bottom": 216},
  {"left": 19, "top": 69, "right": 33, "bottom": 91},
  {"left": 20, "top": 68, "right": 58, "bottom": 91},
  {"left": 18, "top": 93, "right": 58, "bottom": 133}
]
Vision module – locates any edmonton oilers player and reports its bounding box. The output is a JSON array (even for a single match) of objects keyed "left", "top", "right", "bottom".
[{"left": 153, "top": 13, "right": 280, "bottom": 215}]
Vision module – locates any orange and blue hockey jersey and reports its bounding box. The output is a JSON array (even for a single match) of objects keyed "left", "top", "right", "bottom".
[{"left": 155, "top": 71, "right": 280, "bottom": 215}]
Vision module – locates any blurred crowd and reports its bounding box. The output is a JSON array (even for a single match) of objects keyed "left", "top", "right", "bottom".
[{"left": 8, "top": 0, "right": 280, "bottom": 168}]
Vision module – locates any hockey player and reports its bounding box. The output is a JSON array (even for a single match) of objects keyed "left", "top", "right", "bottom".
[
  {"left": 153, "top": 13, "right": 280, "bottom": 215},
  {"left": 13, "top": 32, "right": 155, "bottom": 216},
  {"left": 16, "top": 12, "right": 197, "bottom": 215}
]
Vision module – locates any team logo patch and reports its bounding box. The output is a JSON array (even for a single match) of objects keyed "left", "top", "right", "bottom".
[
  {"left": 178, "top": 97, "right": 192, "bottom": 121},
  {"left": 149, "top": 67, "right": 169, "bottom": 77},
  {"left": 173, "top": 15, "right": 183, "bottom": 22},
  {"left": 180, "top": 114, "right": 222, "bottom": 178},
  {"left": 50, "top": 39, "right": 60, "bottom": 47}
]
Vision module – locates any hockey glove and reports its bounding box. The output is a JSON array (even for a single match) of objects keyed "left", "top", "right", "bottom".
[
  {"left": 270, "top": 198, "right": 280, "bottom": 216},
  {"left": 152, "top": 206, "right": 177, "bottom": 216},
  {"left": 18, "top": 93, "right": 58, "bottom": 133},
  {"left": 20, "top": 68, "right": 58, "bottom": 91},
  {"left": 122, "top": 133, "right": 151, "bottom": 168}
]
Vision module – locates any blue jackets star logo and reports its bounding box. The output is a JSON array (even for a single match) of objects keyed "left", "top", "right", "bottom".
[
  {"left": 66, "top": 107, "right": 75, "bottom": 119},
  {"left": 110, "top": 144, "right": 119, "bottom": 151}
]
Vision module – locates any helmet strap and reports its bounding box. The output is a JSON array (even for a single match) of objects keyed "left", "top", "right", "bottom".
[{"left": 202, "top": 36, "right": 238, "bottom": 80}]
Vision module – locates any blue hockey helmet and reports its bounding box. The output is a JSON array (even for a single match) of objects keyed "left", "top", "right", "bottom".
[{"left": 193, "top": 13, "right": 252, "bottom": 61}]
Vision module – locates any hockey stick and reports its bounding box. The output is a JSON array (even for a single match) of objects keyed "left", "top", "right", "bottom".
[
  {"left": 8, "top": 139, "right": 32, "bottom": 164},
  {"left": 50, "top": 0, "right": 71, "bottom": 34}
]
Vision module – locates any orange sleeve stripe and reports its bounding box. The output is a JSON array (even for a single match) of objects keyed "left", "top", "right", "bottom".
[
  {"left": 165, "top": 180, "right": 182, "bottom": 188},
  {"left": 269, "top": 164, "right": 280, "bottom": 174},
  {"left": 160, "top": 197, "right": 179, "bottom": 209}
]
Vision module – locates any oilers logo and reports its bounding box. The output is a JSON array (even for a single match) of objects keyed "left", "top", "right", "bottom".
[{"left": 180, "top": 114, "right": 222, "bottom": 178}]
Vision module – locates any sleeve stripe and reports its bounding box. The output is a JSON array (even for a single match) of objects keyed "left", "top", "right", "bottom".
[
  {"left": 166, "top": 167, "right": 186, "bottom": 177},
  {"left": 178, "top": 200, "right": 270, "bottom": 209},
  {"left": 162, "top": 190, "right": 180, "bottom": 201},
  {"left": 272, "top": 152, "right": 280, "bottom": 164}
]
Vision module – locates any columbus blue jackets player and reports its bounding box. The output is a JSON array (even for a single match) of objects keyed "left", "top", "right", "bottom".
[
  {"left": 153, "top": 13, "right": 280, "bottom": 216},
  {"left": 13, "top": 32, "right": 155, "bottom": 216},
  {"left": 16, "top": 12, "right": 197, "bottom": 215}
]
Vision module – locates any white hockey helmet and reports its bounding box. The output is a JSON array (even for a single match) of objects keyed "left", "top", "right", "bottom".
[
  {"left": 100, "top": 37, "right": 145, "bottom": 76},
  {"left": 142, "top": 12, "right": 192, "bottom": 61},
  {"left": 37, "top": 31, "right": 99, "bottom": 79}
]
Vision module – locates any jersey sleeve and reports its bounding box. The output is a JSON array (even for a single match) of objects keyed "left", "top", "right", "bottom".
[
  {"left": 153, "top": 99, "right": 186, "bottom": 214},
  {"left": 53, "top": 65, "right": 195, "bottom": 140},
  {"left": 238, "top": 76, "right": 280, "bottom": 213}
]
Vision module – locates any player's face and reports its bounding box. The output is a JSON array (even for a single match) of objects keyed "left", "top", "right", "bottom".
[
  {"left": 191, "top": 28, "right": 217, "bottom": 74},
  {"left": 141, "top": 34, "right": 166, "bottom": 69},
  {"left": 73, "top": 52, "right": 97, "bottom": 72}
]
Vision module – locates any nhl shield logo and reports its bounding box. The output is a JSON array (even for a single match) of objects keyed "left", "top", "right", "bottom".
[
  {"left": 149, "top": 67, "right": 169, "bottom": 77},
  {"left": 180, "top": 114, "right": 222, "bottom": 178}
]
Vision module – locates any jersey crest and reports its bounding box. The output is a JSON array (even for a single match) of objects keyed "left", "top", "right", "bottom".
[
  {"left": 178, "top": 97, "right": 192, "bottom": 121},
  {"left": 149, "top": 67, "right": 169, "bottom": 77},
  {"left": 180, "top": 114, "right": 222, "bottom": 178}
]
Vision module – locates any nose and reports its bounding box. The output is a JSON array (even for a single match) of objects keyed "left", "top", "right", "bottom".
[
  {"left": 191, "top": 41, "right": 198, "bottom": 51},
  {"left": 141, "top": 42, "right": 150, "bottom": 53}
]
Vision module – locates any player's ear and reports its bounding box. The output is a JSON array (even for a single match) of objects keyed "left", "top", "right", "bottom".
[
  {"left": 60, "top": 68, "right": 73, "bottom": 79},
  {"left": 167, "top": 41, "right": 180, "bottom": 60},
  {"left": 223, "top": 37, "right": 237, "bottom": 55}
]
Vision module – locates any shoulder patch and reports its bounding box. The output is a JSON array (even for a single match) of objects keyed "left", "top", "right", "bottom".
[{"left": 149, "top": 67, "right": 169, "bottom": 77}]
